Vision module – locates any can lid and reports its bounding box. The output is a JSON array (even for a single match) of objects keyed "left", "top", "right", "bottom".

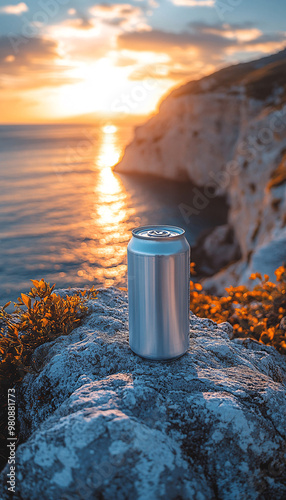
[{"left": 132, "top": 225, "right": 185, "bottom": 240}]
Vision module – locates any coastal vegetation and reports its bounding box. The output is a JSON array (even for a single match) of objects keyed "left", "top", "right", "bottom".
[
  {"left": 0, "top": 267, "right": 285, "bottom": 395},
  {"left": 0, "top": 268, "right": 285, "bottom": 471},
  {"left": 0, "top": 279, "right": 98, "bottom": 470},
  {"left": 190, "top": 264, "right": 286, "bottom": 355},
  {"left": 0, "top": 279, "right": 98, "bottom": 390}
]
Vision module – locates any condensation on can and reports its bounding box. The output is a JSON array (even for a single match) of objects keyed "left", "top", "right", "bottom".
[{"left": 127, "top": 225, "right": 190, "bottom": 360}]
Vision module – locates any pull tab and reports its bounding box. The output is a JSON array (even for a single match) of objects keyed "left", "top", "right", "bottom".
[{"left": 147, "top": 230, "right": 171, "bottom": 238}]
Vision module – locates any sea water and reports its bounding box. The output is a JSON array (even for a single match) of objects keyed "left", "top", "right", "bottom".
[{"left": 0, "top": 123, "right": 227, "bottom": 304}]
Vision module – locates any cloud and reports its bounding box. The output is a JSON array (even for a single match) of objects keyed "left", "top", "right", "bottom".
[
  {"left": 118, "top": 23, "right": 286, "bottom": 55},
  {"left": 116, "top": 26, "right": 239, "bottom": 83},
  {"left": 117, "top": 22, "right": 286, "bottom": 83},
  {"left": 0, "top": 35, "right": 75, "bottom": 89},
  {"left": 170, "top": 0, "right": 215, "bottom": 6},
  {"left": 45, "top": 20, "right": 113, "bottom": 63},
  {"left": 117, "top": 28, "right": 232, "bottom": 52},
  {"left": 242, "top": 32, "right": 286, "bottom": 46},
  {"left": 115, "top": 54, "right": 138, "bottom": 67},
  {"left": 63, "top": 16, "right": 95, "bottom": 31},
  {"left": 89, "top": 3, "right": 145, "bottom": 28},
  {"left": 192, "top": 23, "right": 262, "bottom": 42},
  {"left": 0, "top": 2, "right": 28, "bottom": 15},
  {"left": 128, "top": 62, "right": 199, "bottom": 81},
  {"left": 0, "top": 35, "right": 59, "bottom": 62}
]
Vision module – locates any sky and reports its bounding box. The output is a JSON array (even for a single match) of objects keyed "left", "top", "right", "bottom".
[{"left": 0, "top": 0, "right": 285, "bottom": 123}]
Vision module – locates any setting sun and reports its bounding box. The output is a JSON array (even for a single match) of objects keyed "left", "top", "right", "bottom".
[
  {"left": 1, "top": 0, "right": 285, "bottom": 123},
  {"left": 102, "top": 124, "right": 117, "bottom": 134}
]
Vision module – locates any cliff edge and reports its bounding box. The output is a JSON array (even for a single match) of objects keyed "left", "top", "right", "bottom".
[{"left": 115, "top": 49, "right": 286, "bottom": 291}]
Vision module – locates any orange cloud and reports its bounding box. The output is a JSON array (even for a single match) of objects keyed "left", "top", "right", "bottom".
[
  {"left": 89, "top": 3, "right": 145, "bottom": 28},
  {"left": 202, "top": 26, "right": 262, "bottom": 42},
  {"left": 117, "top": 24, "right": 286, "bottom": 85},
  {"left": 0, "top": 2, "right": 28, "bottom": 15},
  {"left": 0, "top": 36, "right": 75, "bottom": 90},
  {"left": 115, "top": 55, "right": 138, "bottom": 67},
  {"left": 117, "top": 28, "right": 231, "bottom": 52},
  {"left": 1, "top": 8, "right": 285, "bottom": 124},
  {"left": 62, "top": 16, "right": 95, "bottom": 31}
]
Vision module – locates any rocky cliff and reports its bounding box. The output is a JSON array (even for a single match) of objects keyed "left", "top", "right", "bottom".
[
  {"left": 0, "top": 288, "right": 286, "bottom": 499},
  {"left": 115, "top": 50, "right": 286, "bottom": 291}
]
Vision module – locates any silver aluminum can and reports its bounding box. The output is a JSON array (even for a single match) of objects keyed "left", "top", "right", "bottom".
[{"left": 127, "top": 225, "right": 190, "bottom": 360}]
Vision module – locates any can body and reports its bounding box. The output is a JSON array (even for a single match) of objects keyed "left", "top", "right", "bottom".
[{"left": 127, "top": 225, "right": 190, "bottom": 360}]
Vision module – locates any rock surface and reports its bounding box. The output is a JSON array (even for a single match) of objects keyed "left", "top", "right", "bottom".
[
  {"left": 1, "top": 287, "right": 286, "bottom": 499},
  {"left": 115, "top": 50, "right": 286, "bottom": 289}
]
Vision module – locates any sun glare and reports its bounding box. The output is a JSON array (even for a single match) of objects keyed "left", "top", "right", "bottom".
[
  {"left": 44, "top": 50, "right": 174, "bottom": 121},
  {"left": 103, "top": 125, "right": 117, "bottom": 134},
  {"left": 97, "top": 129, "right": 121, "bottom": 168}
]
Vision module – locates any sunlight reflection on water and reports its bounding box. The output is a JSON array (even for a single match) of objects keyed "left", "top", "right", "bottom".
[
  {"left": 0, "top": 124, "right": 227, "bottom": 304},
  {"left": 76, "top": 127, "right": 136, "bottom": 287}
]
